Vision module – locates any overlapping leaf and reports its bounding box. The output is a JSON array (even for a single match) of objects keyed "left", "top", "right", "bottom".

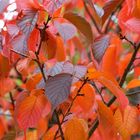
[
  {"left": 114, "top": 106, "right": 138, "bottom": 139},
  {"left": 126, "top": 87, "right": 140, "bottom": 106},
  {"left": 87, "top": 71, "right": 129, "bottom": 110},
  {"left": 45, "top": 73, "right": 72, "bottom": 109},
  {"left": 97, "top": 101, "right": 116, "bottom": 138},
  {"left": 17, "top": 10, "right": 38, "bottom": 36},
  {"left": 64, "top": 12, "right": 93, "bottom": 43},
  {"left": 64, "top": 117, "right": 88, "bottom": 140},
  {"left": 0, "top": 0, "right": 9, "bottom": 13},
  {"left": 55, "top": 22, "right": 76, "bottom": 42},
  {"left": 43, "top": 0, "right": 67, "bottom": 14},
  {"left": 92, "top": 34, "right": 110, "bottom": 63},
  {"left": 15, "top": 89, "right": 50, "bottom": 130},
  {"left": 102, "top": 0, "right": 123, "bottom": 24}
]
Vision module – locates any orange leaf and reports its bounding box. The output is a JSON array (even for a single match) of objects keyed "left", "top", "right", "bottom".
[
  {"left": 37, "top": 117, "right": 48, "bottom": 138},
  {"left": 26, "top": 73, "right": 42, "bottom": 91},
  {"left": 87, "top": 71, "right": 129, "bottom": 111},
  {"left": 42, "top": 31, "right": 57, "bottom": 60},
  {"left": 56, "top": 35, "right": 66, "bottom": 61},
  {"left": 64, "top": 117, "right": 88, "bottom": 140},
  {"left": 72, "top": 82, "right": 95, "bottom": 112},
  {"left": 126, "top": 79, "right": 140, "bottom": 89},
  {"left": 97, "top": 101, "right": 116, "bottom": 138},
  {"left": 114, "top": 106, "right": 139, "bottom": 139}
]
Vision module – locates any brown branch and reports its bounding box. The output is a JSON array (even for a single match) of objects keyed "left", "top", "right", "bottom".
[
  {"left": 104, "top": 0, "right": 124, "bottom": 33},
  {"left": 119, "top": 33, "right": 137, "bottom": 49},
  {"left": 36, "top": 16, "right": 51, "bottom": 55},
  {"left": 83, "top": 1, "right": 102, "bottom": 34},
  {"left": 9, "top": 92, "right": 15, "bottom": 110},
  {"left": 54, "top": 110, "right": 65, "bottom": 140},
  {"left": 91, "top": 82, "right": 106, "bottom": 105},
  {"left": 89, "top": 42, "right": 140, "bottom": 138}
]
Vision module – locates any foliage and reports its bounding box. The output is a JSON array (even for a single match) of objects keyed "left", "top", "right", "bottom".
[{"left": 0, "top": 0, "right": 140, "bottom": 140}]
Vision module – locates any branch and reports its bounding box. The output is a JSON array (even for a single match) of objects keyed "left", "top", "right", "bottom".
[
  {"left": 104, "top": 0, "right": 124, "bottom": 33},
  {"left": 36, "top": 16, "right": 51, "bottom": 55},
  {"left": 9, "top": 92, "right": 15, "bottom": 110},
  {"left": 91, "top": 82, "right": 106, "bottom": 105},
  {"left": 88, "top": 42, "right": 140, "bottom": 138},
  {"left": 119, "top": 33, "right": 137, "bottom": 49},
  {"left": 83, "top": 1, "right": 102, "bottom": 34},
  {"left": 54, "top": 110, "right": 65, "bottom": 140}
]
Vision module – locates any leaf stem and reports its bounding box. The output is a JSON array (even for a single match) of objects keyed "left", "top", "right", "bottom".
[
  {"left": 54, "top": 110, "right": 65, "bottom": 140},
  {"left": 9, "top": 92, "right": 15, "bottom": 110}
]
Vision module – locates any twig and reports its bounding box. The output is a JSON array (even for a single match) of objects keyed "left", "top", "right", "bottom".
[
  {"left": 88, "top": 42, "right": 140, "bottom": 138},
  {"left": 83, "top": 1, "right": 102, "bottom": 34},
  {"left": 54, "top": 110, "right": 65, "bottom": 140},
  {"left": 119, "top": 33, "right": 137, "bottom": 49},
  {"left": 9, "top": 92, "right": 15, "bottom": 110},
  {"left": 91, "top": 82, "right": 106, "bottom": 105},
  {"left": 36, "top": 16, "right": 51, "bottom": 55},
  {"left": 104, "top": 0, "right": 124, "bottom": 33}
]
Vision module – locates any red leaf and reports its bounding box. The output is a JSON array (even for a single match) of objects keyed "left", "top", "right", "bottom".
[{"left": 15, "top": 89, "right": 51, "bottom": 130}]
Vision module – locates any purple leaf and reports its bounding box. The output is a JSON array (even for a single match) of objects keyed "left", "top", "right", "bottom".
[
  {"left": 125, "top": 18, "right": 140, "bottom": 33},
  {"left": 11, "top": 34, "right": 29, "bottom": 55},
  {"left": 0, "top": 0, "right": 9, "bottom": 13},
  {"left": 92, "top": 34, "right": 110, "bottom": 63},
  {"left": 17, "top": 10, "right": 38, "bottom": 35},
  {"left": 43, "top": 0, "right": 67, "bottom": 14},
  {"left": 45, "top": 73, "right": 72, "bottom": 109},
  {"left": 55, "top": 22, "right": 76, "bottom": 42}
]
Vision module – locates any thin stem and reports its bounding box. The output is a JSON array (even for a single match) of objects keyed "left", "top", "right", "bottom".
[
  {"left": 9, "top": 92, "right": 15, "bottom": 110},
  {"left": 104, "top": 0, "right": 124, "bottom": 33},
  {"left": 83, "top": 1, "right": 102, "bottom": 34},
  {"left": 34, "top": 54, "right": 47, "bottom": 83},
  {"left": 91, "top": 82, "right": 106, "bottom": 105},
  {"left": 54, "top": 110, "right": 65, "bottom": 140},
  {"left": 119, "top": 33, "right": 137, "bottom": 49}
]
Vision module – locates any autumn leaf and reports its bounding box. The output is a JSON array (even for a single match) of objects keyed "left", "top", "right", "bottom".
[
  {"left": 15, "top": 89, "right": 51, "bottom": 130},
  {"left": 114, "top": 106, "right": 139, "bottom": 139},
  {"left": 43, "top": 0, "right": 67, "bottom": 15},
  {"left": 45, "top": 73, "right": 73, "bottom": 109},
  {"left": 64, "top": 117, "right": 88, "bottom": 140},
  {"left": 92, "top": 34, "right": 110, "bottom": 63},
  {"left": 0, "top": 0, "right": 10, "bottom": 13},
  {"left": 97, "top": 101, "right": 116, "bottom": 139},
  {"left": 102, "top": 0, "right": 124, "bottom": 25},
  {"left": 64, "top": 12, "right": 94, "bottom": 43},
  {"left": 87, "top": 71, "right": 129, "bottom": 111},
  {"left": 71, "top": 82, "right": 95, "bottom": 112}
]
